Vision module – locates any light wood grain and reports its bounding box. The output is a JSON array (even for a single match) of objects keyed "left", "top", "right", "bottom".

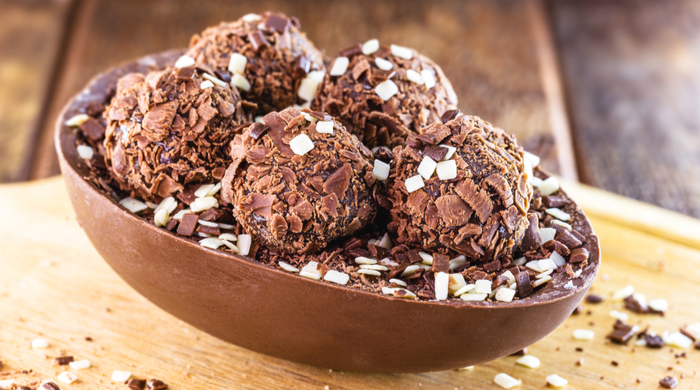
[
  {"left": 550, "top": 0, "right": 700, "bottom": 218},
  {"left": 0, "top": 0, "right": 73, "bottom": 182},
  {"left": 29, "top": 0, "right": 575, "bottom": 181},
  {"left": 1, "top": 177, "right": 699, "bottom": 389}
]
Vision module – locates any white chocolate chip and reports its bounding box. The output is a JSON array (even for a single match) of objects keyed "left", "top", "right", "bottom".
[
  {"left": 683, "top": 322, "right": 700, "bottom": 339},
  {"left": 190, "top": 196, "right": 218, "bottom": 213},
  {"left": 373, "top": 160, "right": 390, "bottom": 181},
  {"left": 439, "top": 144, "right": 457, "bottom": 160},
  {"left": 203, "top": 73, "right": 227, "bottom": 87},
  {"left": 389, "top": 278, "right": 407, "bottom": 287},
  {"left": 200, "top": 80, "right": 214, "bottom": 89},
  {"left": 539, "top": 227, "right": 557, "bottom": 243},
  {"left": 299, "top": 261, "right": 322, "bottom": 280},
  {"left": 516, "top": 355, "right": 540, "bottom": 368},
  {"left": 404, "top": 175, "right": 425, "bottom": 193},
  {"left": 513, "top": 257, "right": 526, "bottom": 266},
  {"left": 153, "top": 208, "right": 169, "bottom": 227},
  {"left": 242, "top": 13, "right": 261, "bottom": 22},
  {"left": 378, "top": 233, "right": 392, "bottom": 249},
  {"left": 546, "top": 374, "right": 568, "bottom": 388},
  {"left": 453, "top": 283, "right": 476, "bottom": 296},
  {"left": 536, "top": 176, "right": 560, "bottom": 196},
  {"left": 65, "top": 114, "right": 90, "bottom": 127},
  {"left": 360, "top": 264, "right": 389, "bottom": 271},
  {"left": 390, "top": 44, "right": 413, "bottom": 60},
  {"left": 664, "top": 331, "right": 693, "bottom": 349},
  {"left": 69, "top": 360, "right": 91, "bottom": 370},
  {"left": 324, "top": 270, "right": 350, "bottom": 285},
  {"left": 119, "top": 198, "right": 148, "bottom": 214},
  {"left": 495, "top": 288, "right": 516, "bottom": 302},
  {"left": 421, "top": 69, "right": 436, "bottom": 89},
  {"left": 289, "top": 134, "right": 315, "bottom": 156},
  {"left": 358, "top": 269, "right": 381, "bottom": 276},
  {"left": 308, "top": 70, "right": 325, "bottom": 83},
  {"left": 315, "top": 120, "right": 334, "bottom": 134},
  {"left": 355, "top": 256, "right": 377, "bottom": 265},
  {"left": 573, "top": 329, "right": 595, "bottom": 340},
  {"left": 406, "top": 69, "right": 424, "bottom": 85},
  {"left": 362, "top": 39, "right": 380, "bottom": 55},
  {"left": 609, "top": 310, "right": 629, "bottom": 321},
  {"left": 195, "top": 184, "right": 216, "bottom": 198},
  {"left": 532, "top": 276, "right": 552, "bottom": 287},
  {"left": 436, "top": 160, "right": 457, "bottom": 180},
  {"left": 375, "top": 80, "right": 399, "bottom": 101},
  {"left": 536, "top": 269, "right": 553, "bottom": 279},
  {"left": 381, "top": 287, "right": 417, "bottom": 299},
  {"left": 237, "top": 234, "right": 252, "bottom": 256},
  {"left": 174, "top": 55, "right": 195, "bottom": 68},
  {"left": 538, "top": 259, "right": 558, "bottom": 271},
  {"left": 434, "top": 272, "right": 449, "bottom": 301},
  {"left": 546, "top": 208, "right": 571, "bottom": 221},
  {"left": 447, "top": 274, "right": 467, "bottom": 294},
  {"left": 199, "top": 237, "right": 224, "bottom": 249},
  {"left": 329, "top": 57, "right": 350, "bottom": 76},
  {"left": 461, "top": 293, "right": 487, "bottom": 301},
  {"left": 231, "top": 73, "right": 251, "bottom": 91},
  {"left": 218, "top": 233, "right": 237, "bottom": 242},
  {"left": 612, "top": 285, "right": 635, "bottom": 301},
  {"left": 400, "top": 265, "right": 421, "bottom": 277},
  {"left": 57, "top": 372, "right": 78, "bottom": 384},
  {"left": 449, "top": 255, "right": 467, "bottom": 270},
  {"left": 228, "top": 53, "right": 247, "bottom": 74},
  {"left": 417, "top": 156, "right": 437, "bottom": 180},
  {"left": 0, "top": 381, "right": 15, "bottom": 388},
  {"left": 297, "top": 78, "right": 319, "bottom": 101},
  {"left": 494, "top": 373, "right": 521, "bottom": 389},
  {"left": 524, "top": 151, "right": 541, "bottom": 167},
  {"left": 31, "top": 338, "right": 49, "bottom": 349},
  {"left": 198, "top": 220, "right": 218, "bottom": 228},
  {"left": 111, "top": 371, "right": 131, "bottom": 382},
  {"left": 418, "top": 251, "right": 433, "bottom": 264},
  {"left": 550, "top": 251, "right": 566, "bottom": 267},
  {"left": 475, "top": 279, "right": 492, "bottom": 294},
  {"left": 375, "top": 57, "right": 393, "bottom": 70},
  {"left": 77, "top": 145, "right": 94, "bottom": 160},
  {"left": 278, "top": 261, "right": 299, "bottom": 273},
  {"left": 207, "top": 182, "right": 222, "bottom": 197}
]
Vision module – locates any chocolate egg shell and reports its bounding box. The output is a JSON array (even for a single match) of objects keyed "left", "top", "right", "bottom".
[{"left": 56, "top": 50, "right": 600, "bottom": 373}]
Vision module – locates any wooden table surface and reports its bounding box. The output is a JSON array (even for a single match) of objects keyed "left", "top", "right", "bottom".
[
  {"left": 1, "top": 177, "right": 700, "bottom": 389},
  {"left": 3, "top": 0, "right": 700, "bottom": 219}
]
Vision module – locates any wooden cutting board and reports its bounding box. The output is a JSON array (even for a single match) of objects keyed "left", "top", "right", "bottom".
[{"left": 1, "top": 177, "right": 699, "bottom": 389}]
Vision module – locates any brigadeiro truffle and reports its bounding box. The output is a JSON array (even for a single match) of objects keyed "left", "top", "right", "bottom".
[
  {"left": 221, "top": 107, "right": 378, "bottom": 254},
  {"left": 386, "top": 115, "right": 533, "bottom": 260},
  {"left": 312, "top": 39, "right": 458, "bottom": 148},
  {"left": 186, "top": 12, "right": 325, "bottom": 113},
  {"left": 103, "top": 64, "right": 251, "bottom": 201}
]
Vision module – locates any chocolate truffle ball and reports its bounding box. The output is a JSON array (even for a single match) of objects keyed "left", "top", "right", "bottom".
[
  {"left": 187, "top": 12, "right": 325, "bottom": 114},
  {"left": 387, "top": 115, "right": 533, "bottom": 260},
  {"left": 312, "top": 41, "right": 458, "bottom": 148},
  {"left": 221, "top": 107, "right": 378, "bottom": 254},
  {"left": 104, "top": 66, "right": 251, "bottom": 201}
]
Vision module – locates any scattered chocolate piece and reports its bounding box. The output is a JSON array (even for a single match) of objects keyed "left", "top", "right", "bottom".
[
  {"left": 607, "top": 320, "right": 638, "bottom": 344},
  {"left": 585, "top": 293, "right": 604, "bottom": 304},
  {"left": 55, "top": 356, "right": 74, "bottom": 365},
  {"left": 575, "top": 347, "right": 583, "bottom": 352},
  {"left": 42, "top": 383, "right": 61, "bottom": 390},
  {"left": 127, "top": 378, "right": 147, "bottom": 390},
  {"left": 659, "top": 376, "right": 679, "bottom": 389},
  {"left": 440, "top": 109, "right": 460, "bottom": 124},
  {"left": 646, "top": 334, "right": 665, "bottom": 348},
  {"left": 147, "top": 379, "right": 168, "bottom": 390},
  {"left": 432, "top": 253, "right": 449, "bottom": 273},
  {"left": 248, "top": 122, "right": 269, "bottom": 140},
  {"left": 516, "top": 272, "right": 533, "bottom": 298},
  {"left": 569, "top": 247, "right": 589, "bottom": 263},
  {"left": 611, "top": 360, "right": 619, "bottom": 366},
  {"left": 177, "top": 214, "right": 199, "bottom": 237},
  {"left": 85, "top": 337, "right": 93, "bottom": 341}
]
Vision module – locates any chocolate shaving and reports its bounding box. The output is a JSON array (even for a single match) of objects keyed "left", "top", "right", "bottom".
[{"left": 177, "top": 213, "right": 199, "bottom": 236}]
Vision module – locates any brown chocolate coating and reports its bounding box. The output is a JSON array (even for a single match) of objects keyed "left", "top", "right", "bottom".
[
  {"left": 187, "top": 12, "right": 324, "bottom": 113},
  {"left": 103, "top": 66, "right": 251, "bottom": 201},
  {"left": 387, "top": 115, "right": 533, "bottom": 260},
  {"left": 58, "top": 51, "right": 600, "bottom": 374},
  {"left": 312, "top": 44, "right": 457, "bottom": 148},
  {"left": 222, "top": 107, "right": 378, "bottom": 254}
]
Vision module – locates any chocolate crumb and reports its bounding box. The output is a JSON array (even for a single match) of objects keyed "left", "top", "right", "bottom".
[
  {"left": 576, "top": 358, "right": 583, "bottom": 366},
  {"left": 611, "top": 361, "right": 619, "bottom": 366},
  {"left": 575, "top": 347, "right": 583, "bottom": 352},
  {"left": 55, "top": 356, "right": 74, "bottom": 365},
  {"left": 659, "top": 376, "right": 678, "bottom": 389},
  {"left": 85, "top": 337, "right": 93, "bottom": 341}
]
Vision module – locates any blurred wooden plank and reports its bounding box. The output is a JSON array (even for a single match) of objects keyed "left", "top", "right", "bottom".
[
  {"left": 550, "top": 0, "right": 700, "bottom": 218},
  {"left": 0, "top": 0, "right": 73, "bottom": 182},
  {"left": 31, "top": 0, "right": 577, "bottom": 180}
]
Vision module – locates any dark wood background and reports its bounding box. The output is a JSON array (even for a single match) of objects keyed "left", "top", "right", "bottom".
[{"left": 2, "top": 0, "right": 699, "bottom": 219}]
